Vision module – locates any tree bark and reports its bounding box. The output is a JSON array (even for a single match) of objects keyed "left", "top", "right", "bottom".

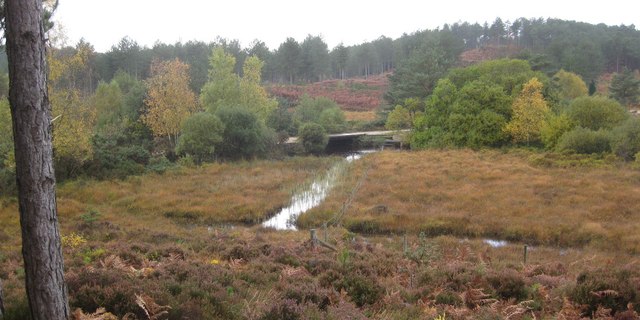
[
  {"left": 0, "top": 278, "right": 4, "bottom": 317},
  {"left": 4, "top": 0, "right": 70, "bottom": 319}
]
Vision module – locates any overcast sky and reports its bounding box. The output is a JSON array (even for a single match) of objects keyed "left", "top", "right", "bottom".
[{"left": 55, "top": 0, "right": 640, "bottom": 53}]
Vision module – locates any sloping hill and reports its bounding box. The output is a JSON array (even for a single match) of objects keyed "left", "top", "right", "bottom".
[
  {"left": 267, "top": 74, "right": 389, "bottom": 112},
  {"left": 459, "top": 45, "right": 523, "bottom": 66}
]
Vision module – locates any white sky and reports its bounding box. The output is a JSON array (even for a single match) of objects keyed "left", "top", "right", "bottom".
[{"left": 55, "top": 0, "right": 640, "bottom": 53}]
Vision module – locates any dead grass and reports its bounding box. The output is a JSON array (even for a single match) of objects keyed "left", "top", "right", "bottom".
[
  {"left": 299, "top": 149, "right": 640, "bottom": 253},
  {"left": 62, "top": 157, "right": 336, "bottom": 223}
]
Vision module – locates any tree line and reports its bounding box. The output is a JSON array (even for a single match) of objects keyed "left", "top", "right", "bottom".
[
  {"left": 386, "top": 59, "right": 640, "bottom": 161},
  {"left": 0, "top": 17, "right": 637, "bottom": 95}
]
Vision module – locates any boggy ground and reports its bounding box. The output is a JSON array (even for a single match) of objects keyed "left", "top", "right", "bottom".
[
  {"left": 298, "top": 149, "right": 640, "bottom": 254},
  {"left": 0, "top": 151, "right": 639, "bottom": 319}
]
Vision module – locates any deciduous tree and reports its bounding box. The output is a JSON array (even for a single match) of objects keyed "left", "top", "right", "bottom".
[
  {"left": 385, "top": 105, "right": 412, "bottom": 130},
  {"left": 504, "top": 78, "right": 550, "bottom": 144},
  {"left": 553, "top": 69, "right": 588, "bottom": 101},
  {"left": 239, "top": 55, "right": 277, "bottom": 122},
  {"left": 143, "top": 58, "right": 198, "bottom": 148},
  {"left": 47, "top": 40, "right": 97, "bottom": 177},
  {"left": 199, "top": 47, "right": 240, "bottom": 113}
]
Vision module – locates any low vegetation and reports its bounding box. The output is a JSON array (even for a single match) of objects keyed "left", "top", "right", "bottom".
[
  {"left": 1, "top": 151, "right": 640, "bottom": 318},
  {"left": 299, "top": 150, "right": 640, "bottom": 253}
]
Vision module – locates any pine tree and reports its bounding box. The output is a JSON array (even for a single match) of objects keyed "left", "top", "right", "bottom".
[{"left": 609, "top": 69, "right": 640, "bottom": 107}]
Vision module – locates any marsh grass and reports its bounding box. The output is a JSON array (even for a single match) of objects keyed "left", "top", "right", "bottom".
[
  {"left": 2, "top": 151, "right": 640, "bottom": 318},
  {"left": 300, "top": 149, "right": 640, "bottom": 253}
]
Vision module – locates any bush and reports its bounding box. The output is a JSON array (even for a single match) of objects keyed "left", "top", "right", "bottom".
[
  {"left": 540, "top": 113, "right": 575, "bottom": 150},
  {"left": 487, "top": 269, "right": 528, "bottom": 301},
  {"left": 215, "top": 106, "right": 274, "bottom": 160},
  {"left": 571, "top": 268, "right": 640, "bottom": 316},
  {"left": 299, "top": 123, "right": 328, "bottom": 155},
  {"left": 147, "top": 156, "right": 174, "bottom": 174},
  {"left": 610, "top": 118, "right": 640, "bottom": 161},
  {"left": 294, "top": 96, "right": 339, "bottom": 124},
  {"left": 385, "top": 105, "right": 412, "bottom": 130},
  {"left": 175, "top": 112, "right": 224, "bottom": 164},
  {"left": 566, "top": 96, "right": 628, "bottom": 131},
  {"left": 318, "top": 107, "right": 346, "bottom": 133},
  {"left": 556, "top": 127, "right": 611, "bottom": 154},
  {"left": 90, "top": 121, "right": 153, "bottom": 179},
  {"left": 335, "top": 274, "right": 383, "bottom": 307}
]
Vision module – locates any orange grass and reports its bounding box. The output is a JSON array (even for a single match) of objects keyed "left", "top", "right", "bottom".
[
  {"left": 344, "top": 111, "right": 378, "bottom": 122},
  {"left": 0, "top": 157, "right": 336, "bottom": 248},
  {"left": 298, "top": 149, "right": 640, "bottom": 253}
]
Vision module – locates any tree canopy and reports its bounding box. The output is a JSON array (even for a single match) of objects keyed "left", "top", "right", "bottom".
[{"left": 142, "top": 58, "right": 198, "bottom": 147}]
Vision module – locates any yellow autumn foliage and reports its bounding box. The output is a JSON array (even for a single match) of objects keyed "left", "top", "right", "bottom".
[
  {"left": 48, "top": 45, "right": 96, "bottom": 166},
  {"left": 504, "top": 78, "right": 550, "bottom": 144},
  {"left": 143, "top": 59, "right": 198, "bottom": 145}
]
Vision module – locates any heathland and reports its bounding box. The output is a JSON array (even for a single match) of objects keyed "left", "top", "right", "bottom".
[{"left": 1, "top": 150, "right": 640, "bottom": 319}]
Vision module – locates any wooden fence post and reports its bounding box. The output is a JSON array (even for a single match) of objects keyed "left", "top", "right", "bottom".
[
  {"left": 310, "top": 229, "right": 317, "bottom": 248},
  {"left": 323, "top": 223, "right": 328, "bottom": 242},
  {"left": 403, "top": 233, "right": 408, "bottom": 254},
  {"left": 523, "top": 245, "right": 528, "bottom": 265}
]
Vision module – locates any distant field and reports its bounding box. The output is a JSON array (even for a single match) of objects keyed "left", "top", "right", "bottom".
[{"left": 298, "top": 149, "right": 640, "bottom": 253}]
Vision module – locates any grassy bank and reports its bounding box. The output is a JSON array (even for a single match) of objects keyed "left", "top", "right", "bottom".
[
  {"left": 298, "top": 149, "right": 640, "bottom": 253},
  {"left": 0, "top": 157, "right": 337, "bottom": 250}
]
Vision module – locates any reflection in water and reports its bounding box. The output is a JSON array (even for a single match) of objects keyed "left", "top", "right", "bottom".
[
  {"left": 483, "top": 239, "right": 509, "bottom": 248},
  {"left": 262, "top": 151, "right": 375, "bottom": 230}
]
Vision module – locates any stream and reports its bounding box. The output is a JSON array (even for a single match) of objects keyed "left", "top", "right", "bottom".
[
  {"left": 260, "top": 150, "right": 521, "bottom": 250},
  {"left": 262, "top": 150, "right": 375, "bottom": 230}
]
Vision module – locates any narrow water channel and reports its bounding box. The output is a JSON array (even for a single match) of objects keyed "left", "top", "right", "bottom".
[{"left": 262, "top": 150, "right": 375, "bottom": 230}]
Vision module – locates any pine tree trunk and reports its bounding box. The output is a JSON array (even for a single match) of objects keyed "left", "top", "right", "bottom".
[
  {"left": 4, "top": 0, "right": 70, "bottom": 319},
  {"left": 0, "top": 278, "right": 4, "bottom": 317}
]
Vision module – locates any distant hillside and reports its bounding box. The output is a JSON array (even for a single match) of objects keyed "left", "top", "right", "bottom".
[
  {"left": 267, "top": 74, "right": 389, "bottom": 112},
  {"left": 458, "top": 45, "right": 524, "bottom": 65}
]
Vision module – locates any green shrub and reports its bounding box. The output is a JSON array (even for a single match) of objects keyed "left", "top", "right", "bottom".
[
  {"left": 556, "top": 127, "right": 612, "bottom": 154},
  {"left": 566, "top": 96, "right": 628, "bottom": 130},
  {"left": 571, "top": 268, "right": 640, "bottom": 315},
  {"left": 215, "top": 106, "right": 274, "bottom": 160},
  {"left": 335, "top": 274, "right": 383, "bottom": 307},
  {"left": 146, "top": 156, "right": 174, "bottom": 174},
  {"left": 318, "top": 107, "right": 346, "bottom": 133},
  {"left": 435, "top": 290, "right": 463, "bottom": 306},
  {"left": 610, "top": 118, "right": 640, "bottom": 161},
  {"left": 488, "top": 269, "right": 528, "bottom": 301},
  {"left": 299, "top": 123, "right": 328, "bottom": 155},
  {"left": 90, "top": 121, "right": 153, "bottom": 179},
  {"left": 540, "top": 113, "right": 575, "bottom": 149},
  {"left": 176, "top": 112, "right": 224, "bottom": 164}
]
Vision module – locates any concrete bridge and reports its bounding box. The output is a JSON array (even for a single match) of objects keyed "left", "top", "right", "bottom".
[
  {"left": 286, "top": 129, "right": 409, "bottom": 152},
  {"left": 285, "top": 130, "right": 408, "bottom": 144}
]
